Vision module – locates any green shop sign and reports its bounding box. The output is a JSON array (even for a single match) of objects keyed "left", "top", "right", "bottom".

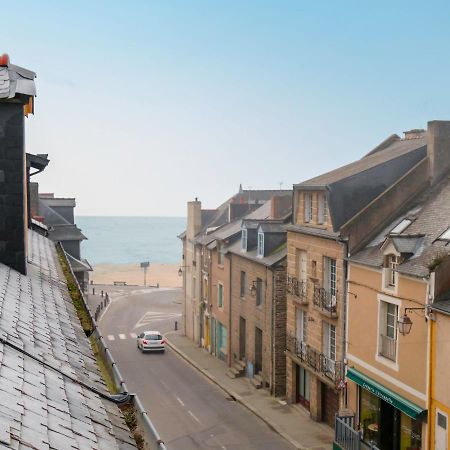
[{"left": 347, "top": 367, "right": 426, "bottom": 419}]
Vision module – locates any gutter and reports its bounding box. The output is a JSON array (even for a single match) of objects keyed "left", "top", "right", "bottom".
[{"left": 59, "top": 245, "right": 167, "bottom": 450}]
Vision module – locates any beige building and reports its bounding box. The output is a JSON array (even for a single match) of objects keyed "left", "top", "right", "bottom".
[
  {"left": 286, "top": 127, "right": 432, "bottom": 428},
  {"left": 335, "top": 121, "right": 450, "bottom": 450}
]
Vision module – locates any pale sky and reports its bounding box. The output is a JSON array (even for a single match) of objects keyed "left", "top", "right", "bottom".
[{"left": 4, "top": 1, "right": 450, "bottom": 216}]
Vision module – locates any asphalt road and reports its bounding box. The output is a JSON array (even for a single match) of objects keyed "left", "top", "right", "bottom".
[{"left": 98, "top": 286, "right": 295, "bottom": 450}]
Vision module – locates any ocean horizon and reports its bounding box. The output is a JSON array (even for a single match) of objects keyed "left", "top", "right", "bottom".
[{"left": 76, "top": 216, "right": 186, "bottom": 266}]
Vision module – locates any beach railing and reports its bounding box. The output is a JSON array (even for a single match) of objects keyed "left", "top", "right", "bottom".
[{"left": 59, "top": 244, "right": 167, "bottom": 450}]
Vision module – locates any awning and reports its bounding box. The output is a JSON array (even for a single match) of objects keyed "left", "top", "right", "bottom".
[{"left": 347, "top": 367, "right": 426, "bottom": 419}]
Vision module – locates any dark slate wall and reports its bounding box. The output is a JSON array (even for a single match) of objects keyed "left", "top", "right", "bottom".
[
  {"left": 49, "top": 206, "right": 74, "bottom": 225},
  {"left": 0, "top": 103, "right": 26, "bottom": 274},
  {"left": 60, "top": 240, "right": 81, "bottom": 260}
]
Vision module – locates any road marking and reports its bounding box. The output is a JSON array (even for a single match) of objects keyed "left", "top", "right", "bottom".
[
  {"left": 119, "top": 334, "right": 127, "bottom": 340},
  {"left": 129, "top": 333, "right": 137, "bottom": 339},
  {"left": 107, "top": 335, "right": 115, "bottom": 341},
  {"left": 188, "top": 410, "right": 201, "bottom": 424},
  {"left": 134, "top": 311, "right": 182, "bottom": 329},
  {"left": 176, "top": 396, "right": 185, "bottom": 406}
]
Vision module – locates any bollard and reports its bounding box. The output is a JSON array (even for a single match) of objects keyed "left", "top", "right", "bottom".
[
  {"left": 101, "top": 290, "right": 104, "bottom": 297},
  {"left": 93, "top": 288, "right": 95, "bottom": 295},
  {"left": 174, "top": 321, "right": 178, "bottom": 331}
]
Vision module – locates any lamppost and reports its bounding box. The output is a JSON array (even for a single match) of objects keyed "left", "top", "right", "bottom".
[{"left": 397, "top": 306, "right": 431, "bottom": 336}]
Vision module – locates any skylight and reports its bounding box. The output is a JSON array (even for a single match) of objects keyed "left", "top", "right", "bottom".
[
  {"left": 438, "top": 227, "right": 450, "bottom": 241},
  {"left": 390, "top": 219, "right": 412, "bottom": 235}
]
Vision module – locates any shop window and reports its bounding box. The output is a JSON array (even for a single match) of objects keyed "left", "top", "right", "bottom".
[{"left": 360, "top": 389, "right": 381, "bottom": 446}]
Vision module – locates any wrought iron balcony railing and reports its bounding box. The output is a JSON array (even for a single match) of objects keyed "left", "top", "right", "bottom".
[
  {"left": 313, "top": 286, "right": 338, "bottom": 316},
  {"left": 286, "top": 334, "right": 343, "bottom": 384},
  {"left": 379, "top": 334, "right": 397, "bottom": 361},
  {"left": 287, "top": 275, "right": 308, "bottom": 302}
]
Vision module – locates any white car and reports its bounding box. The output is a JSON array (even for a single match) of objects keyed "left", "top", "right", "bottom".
[{"left": 137, "top": 331, "right": 165, "bottom": 353}]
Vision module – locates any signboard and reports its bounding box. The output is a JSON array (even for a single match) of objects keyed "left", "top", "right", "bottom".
[{"left": 140, "top": 261, "right": 150, "bottom": 268}]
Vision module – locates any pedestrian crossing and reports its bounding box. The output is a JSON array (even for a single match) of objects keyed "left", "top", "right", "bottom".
[
  {"left": 106, "top": 333, "right": 139, "bottom": 341},
  {"left": 134, "top": 311, "right": 182, "bottom": 329}
]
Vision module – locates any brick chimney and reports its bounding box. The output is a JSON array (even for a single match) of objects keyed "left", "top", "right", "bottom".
[
  {"left": 427, "top": 121, "right": 450, "bottom": 185},
  {"left": 270, "top": 194, "right": 292, "bottom": 219},
  {"left": 187, "top": 198, "right": 202, "bottom": 240}
]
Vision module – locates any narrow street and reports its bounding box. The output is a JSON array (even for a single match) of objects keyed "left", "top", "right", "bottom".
[{"left": 96, "top": 286, "right": 295, "bottom": 450}]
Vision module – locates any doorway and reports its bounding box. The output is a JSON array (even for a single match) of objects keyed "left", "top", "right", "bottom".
[
  {"left": 296, "top": 365, "right": 310, "bottom": 409},
  {"left": 255, "top": 327, "right": 263, "bottom": 374},
  {"left": 239, "top": 317, "right": 246, "bottom": 360},
  {"left": 436, "top": 409, "right": 448, "bottom": 450}
]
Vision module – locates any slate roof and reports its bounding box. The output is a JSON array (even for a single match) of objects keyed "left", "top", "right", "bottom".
[
  {"left": 431, "top": 289, "right": 450, "bottom": 315},
  {"left": 0, "top": 230, "right": 136, "bottom": 449},
  {"left": 47, "top": 224, "right": 87, "bottom": 242},
  {"left": 351, "top": 175, "right": 450, "bottom": 278},
  {"left": 0, "top": 61, "right": 36, "bottom": 100},
  {"left": 66, "top": 253, "right": 93, "bottom": 272},
  {"left": 295, "top": 136, "right": 427, "bottom": 231},
  {"left": 226, "top": 239, "right": 286, "bottom": 267}
]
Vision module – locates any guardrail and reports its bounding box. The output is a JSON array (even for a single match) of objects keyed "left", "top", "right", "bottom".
[{"left": 59, "top": 245, "right": 167, "bottom": 450}]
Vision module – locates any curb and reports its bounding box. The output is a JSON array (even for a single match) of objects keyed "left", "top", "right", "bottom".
[{"left": 164, "top": 333, "right": 304, "bottom": 450}]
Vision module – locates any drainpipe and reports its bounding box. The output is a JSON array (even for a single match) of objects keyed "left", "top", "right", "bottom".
[
  {"left": 228, "top": 253, "right": 232, "bottom": 368},
  {"left": 338, "top": 236, "right": 349, "bottom": 410},
  {"left": 270, "top": 266, "right": 275, "bottom": 396}
]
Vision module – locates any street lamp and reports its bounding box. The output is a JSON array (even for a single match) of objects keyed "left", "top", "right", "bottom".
[{"left": 397, "top": 307, "right": 429, "bottom": 336}]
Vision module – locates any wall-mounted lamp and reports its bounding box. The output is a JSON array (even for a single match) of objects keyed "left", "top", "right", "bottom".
[
  {"left": 178, "top": 265, "right": 191, "bottom": 276},
  {"left": 398, "top": 306, "right": 429, "bottom": 336}
]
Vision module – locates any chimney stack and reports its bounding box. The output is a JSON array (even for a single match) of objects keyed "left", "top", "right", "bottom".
[
  {"left": 427, "top": 121, "right": 450, "bottom": 185},
  {"left": 187, "top": 198, "right": 202, "bottom": 240},
  {"left": 0, "top": 55, "right": 36, "bottom": 275}
]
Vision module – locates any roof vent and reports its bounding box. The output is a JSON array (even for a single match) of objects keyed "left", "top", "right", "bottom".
[{"left": 403, "top": 129, "right": 426, "bottom": 140}]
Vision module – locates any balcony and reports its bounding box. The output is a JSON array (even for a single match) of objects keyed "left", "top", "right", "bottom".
[
  {"left": 286, "top": 334, "right": 343, "bottom": 384},
  {"left": 286, "top": 275, "right": 308, "bottom": 304},
  {"left": 379, "top": 334, "right": 397, "bottom": 361},
  {"left": 313, "top": 286, "right": 338, "bottom": 317}
]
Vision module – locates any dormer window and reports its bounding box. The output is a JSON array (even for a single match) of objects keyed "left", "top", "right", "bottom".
[
  {"left": 241, "top": 228, "right": 248, "bottom": 251},
  {"left": 385, "top": 254, "right": 399, "bottom": 287},
  {"left": 257, "top": 231, "right": 264, "bottom": 257},
  {"left": 318, "top": 193, "right": 327, "bottom": 224},
  {"left": 304, "top": 193, "right": 313, "bottom": 223}
]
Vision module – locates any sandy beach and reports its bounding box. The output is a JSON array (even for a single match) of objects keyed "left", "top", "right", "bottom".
[{"left": 90, "top": 263, "right": 182, "bottom": 288}]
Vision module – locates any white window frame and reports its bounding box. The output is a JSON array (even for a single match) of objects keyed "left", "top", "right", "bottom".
[
  {"left": 304, "top": 193, "right": 313, "bottom": 223},
  {"left": 323, "top": 257, "right": 337, "bottom": 297},
  {"left": 296, "top": 308, "right": 307, "bottom": 343},
  {"left": 376, "top": 295, "right": 400, "bottom": 369},
  {"left": 241, "top": 228, "right": 248, "bottom": 251},
  {"left": 323, "top": 321, "right": 336, "bottom": 361},
  {"left": 217, "top": 243, "right": 224, "bottom": 265},
  {"left": 257, "top": 232, "right": 264, "bottom": 257}
]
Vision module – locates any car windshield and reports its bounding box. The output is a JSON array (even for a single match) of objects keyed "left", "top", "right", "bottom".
[{"left": 145, "top": 334, "right": 162, "bottom": 340}]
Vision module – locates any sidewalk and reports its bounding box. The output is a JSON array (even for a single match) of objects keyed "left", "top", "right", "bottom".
[{"left": 164, "top": 331, "right": 334, "bottom": 450}]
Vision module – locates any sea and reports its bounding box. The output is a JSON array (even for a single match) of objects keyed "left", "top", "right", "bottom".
[{"left": 76, "top": 216, "right": 186, "bottom": 266}]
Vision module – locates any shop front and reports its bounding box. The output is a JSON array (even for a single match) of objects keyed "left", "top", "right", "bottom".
[{"left": 348, "top": 368, "right": 425, "bottom": 450}]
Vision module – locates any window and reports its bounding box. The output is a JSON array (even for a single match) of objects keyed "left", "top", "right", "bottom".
[
  {"left": 318, "top": 193, "right": 327, "bottom": 224},
  {"left": 296, "top": 249, "right": 307, "bottom": 282},
  {"left": 304, "top": 193, "right": 313, "bottom": 222},
  {"left": 379, "top": 301, "right": 398, "bottom": 361},
  {"left": 240, "top": 271, "right": 246, "bottom": 297},
  {"left": 385, "top": 254, "right": 399, "bottom": 287},
  {"left": 257, "top": 232, "right": 264, "bottom": 257},
  {"left": 438, "top": 227, "right": 450, "bottom": 241},
  {"left": 323, "top": 322, "right": 336, "bottom": 361},
  {"left": 192, "top": 276, "right": 196, "bottom": 299},
  {"left": 256, "top": 277, "right": 263, "bottom": 306},
  {"left": 218, "top": 283, "right": 223, "bottom": 308},
  {"left": 390, "top": 219, "right": 412, "bottom": 234},
  {"left": 241, "top": 228, "right": 248, "bottom": 251},
  {"left": 324, "top": 257, "right": 337, "bottom": 297},
  {"left": 296, "top": 308, "right": 307, "bottom": 343},
  {"left": 218, "top": 243, "right": 224, "bottom": 265}
]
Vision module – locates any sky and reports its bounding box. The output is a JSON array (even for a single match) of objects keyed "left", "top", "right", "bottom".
[{"left": 3, "top": 1, "right": 450, "bottom": 216}]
